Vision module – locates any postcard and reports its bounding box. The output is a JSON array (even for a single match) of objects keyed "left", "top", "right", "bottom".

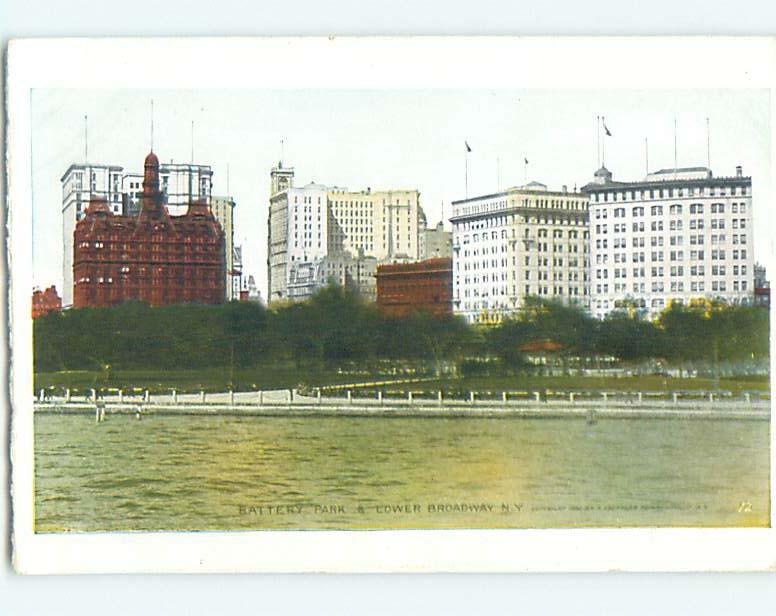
[{"left": 7, "top": 36, "right": 776, "bottom": 573}]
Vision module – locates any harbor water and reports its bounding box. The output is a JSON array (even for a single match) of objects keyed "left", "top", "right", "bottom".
[{"left": 34, "top": 413, "right": 770, "bottom": 531}]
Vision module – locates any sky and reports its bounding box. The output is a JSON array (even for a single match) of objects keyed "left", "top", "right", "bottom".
[{"left": 31, "top": 88, "right": 772, "bottom": 299}]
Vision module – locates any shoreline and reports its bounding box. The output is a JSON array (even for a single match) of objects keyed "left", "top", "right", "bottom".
[{"left": 33, "top": 400, "right": 770, "bottom": 421}]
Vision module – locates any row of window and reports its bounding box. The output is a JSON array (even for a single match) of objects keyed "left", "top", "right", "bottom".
[
  {"left": 602, "top": 264, "right": 748, "bottom": 278},
  {"left": 598, "top": 202, "right": 748, "bottom": 219},
  {"left": 592, "top": 184, "right": 748, "bottom": 203},
  {"left": 596, "top": 279, "right": 749, "bottom": 294}
]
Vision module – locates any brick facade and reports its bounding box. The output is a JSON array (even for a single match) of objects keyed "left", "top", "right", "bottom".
[
  {"left": 32, "top": 286, "right": 62, "bottom": 319},
  {"left": 375, "top": 257, "right": 453, "bottom": 318},
  {"left": 73, "top": 151, "right": 225, "bottom": 308}
]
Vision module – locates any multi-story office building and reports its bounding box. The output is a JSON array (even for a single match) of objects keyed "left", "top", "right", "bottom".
[
  {"left": 376, "top": 257, "right": 453, "bottom": 318},
  {"left": 287, "top": 252, "right": 378, "bottom": 303},
  {"left": 267, "top": 162, "right": 425, "bottom": 303},
  {"left": 61, "top": 159, "right": 214, "bottom": 307},
  {"left": 31, "top": 285, "right": 63, "bottom": 320},
  {"left": 421, "top": 221, "right": 453, "bottom": 259},
  {"left": 581, "top": 165, "right": 754, "bottom": 319},
  {"left": 231, "top": 245, "right": 244, "bottom": 301},
  {"left": 450, "top": 182, "right": 590, "bottom": 324},
  {"left": 268, "top": 180, "right": 329, "bottom": 302},
  {"left": 60, "top": 164, "right": 124, "bottom": 306},
  {"left": 72, "top": 151, "right": 225, "bottom": 308},
  {"left": 211, "top": 196, "right": 238, "bottom": 300},
  {"left": 327, "top": 187, "right": 423, "bottom": 262},
  {"left": 122, "top": 163, "right": 213, "bottom": 217}
]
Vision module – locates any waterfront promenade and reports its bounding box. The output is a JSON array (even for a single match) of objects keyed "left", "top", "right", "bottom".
[{"left": 33, "top": 388, "right": 770, "bottom": 421}]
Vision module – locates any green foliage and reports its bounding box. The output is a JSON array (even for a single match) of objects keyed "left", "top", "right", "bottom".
[
  {"left": 34, "top": 290, "right": 769, "bottom": 382},
  {"left": 596, "top": 311, "right": 664, "bottom": 360}
]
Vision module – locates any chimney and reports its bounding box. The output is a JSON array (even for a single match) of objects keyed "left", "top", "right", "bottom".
[
  {"left": 736, "top": 165, "right": 743, "bottom": 178},
  {"left": 562, "top": 185, "right": 568, "bottom": 193}
]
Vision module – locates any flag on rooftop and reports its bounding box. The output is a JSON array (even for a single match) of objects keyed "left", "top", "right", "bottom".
[{"left": 465, "top": 141, "right": 472, "bottom": 153}]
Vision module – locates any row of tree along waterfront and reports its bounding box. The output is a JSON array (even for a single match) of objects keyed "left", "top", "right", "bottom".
[{"left": 34, "top": 285, "right": 769, "bottom": 381}]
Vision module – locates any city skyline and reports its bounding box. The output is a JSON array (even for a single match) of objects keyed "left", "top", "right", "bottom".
[{"left": 31, "top": 88, "right": 772, "bottom": 300}]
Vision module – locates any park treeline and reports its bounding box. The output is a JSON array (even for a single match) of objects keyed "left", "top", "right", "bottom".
[{"left": 33, "top": 285, "right": 769, "bottom": 373}]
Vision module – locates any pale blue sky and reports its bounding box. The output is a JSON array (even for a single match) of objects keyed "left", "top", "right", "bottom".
[{"left": 31, "top": 88, "right": 772, "bottom": 297}]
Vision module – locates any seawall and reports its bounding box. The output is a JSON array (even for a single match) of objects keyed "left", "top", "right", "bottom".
[{"left": 33, "top": 400, "right": 770, "bottom": 421}]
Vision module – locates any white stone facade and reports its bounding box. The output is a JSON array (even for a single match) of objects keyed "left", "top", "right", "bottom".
[
  {"left": 582, "top": 166, "right": 754, "bottom": 319},
  {"left": 211, "top": 196, "right": 237, "bottom": 300},
  {"left": 327, "top": 188, "right": 423, "bottom": 262},
  {"left": 122, "top": 163, "right": 213, "bottom": 217},
  {"left": 60, "top": 164, "right": 124, "bottom": 306},
  {"left": 268, "top": 182, "right": 329, "bottom": 302},
  {"left": 267, "top": 164, "right": 425, "bottom": 303},
  {"left": 451, "top": 184, "right": 590, "bottom": 324}
]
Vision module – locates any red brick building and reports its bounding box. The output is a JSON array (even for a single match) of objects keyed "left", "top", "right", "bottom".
[
  {"left": 32, "top": 285, "right": 62, "bottom": 319},
  {"left": 375, "top": 257, "right": 453, "bottom": 318},
  {"left": 73, "top": 151, "right": 225, "bottom": 307}
]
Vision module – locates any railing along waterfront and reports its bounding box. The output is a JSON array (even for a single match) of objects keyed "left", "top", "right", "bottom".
[{"left": 34, "top": 386, "right": 770, "bottom": 421}]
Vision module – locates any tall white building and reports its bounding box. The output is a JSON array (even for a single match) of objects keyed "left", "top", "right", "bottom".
[
  {"left": 211, "top": 196, "right": 237, "bottom": 300},
  {"left": 60, "top": 164, "right": 124, "bottom": 306},
  {"left": 267, "top": 163, "right": 425, "bottom": 303},
  {"left": 581, "top": 165, "right": 754, "bottom": 319},
  {"left": 61, "top": 160, "right": 215, "bottom": 306},
  {"left": 327, "top": 187, "right": 423, "bottom": 262},
  {"left": 451, "top": 183, "right": 590, "bottom": 324},
  {"left": 122, "top": 163, "right": 213, "bottom": 216},
  {"left": 422, "top": 221, "right": 453, "bottom": 259},
  {"left": 268, "top": 180, "right": 329, "bottom": 302}
]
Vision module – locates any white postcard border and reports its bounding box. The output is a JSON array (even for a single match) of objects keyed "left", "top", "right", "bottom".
[{"left": 8, "top": 36, "right": 776, "bottom": 573}]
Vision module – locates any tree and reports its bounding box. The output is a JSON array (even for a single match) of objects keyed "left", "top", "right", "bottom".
[{"left": 596, "top": 311, "right": 663, "bottom": 361}]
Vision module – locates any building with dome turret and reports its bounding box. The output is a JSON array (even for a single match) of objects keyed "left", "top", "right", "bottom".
[{"left": 72, "top": 151, "right": 225, "bottom": 308}]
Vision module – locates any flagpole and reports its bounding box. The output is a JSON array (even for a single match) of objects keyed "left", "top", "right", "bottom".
[
  {"left": 645, "top": 137, "right": 649, "bottom": 176},
  {"left": 150, "top": 99, "right": 154, "bottom": 152},
  {"left": 602, "top": 116, "right": 606, "bottom": 167},
  {"left": 674, "top": 116, "right": 678, "bottom": 179},
  {"left": 596, "top": 114, "right": 600, "bottom": 168},
  {"left": 524, "top": 157, "right": 527, "bottom": 184},
  {"left": 706, "top": 117, "right": 711, "bottom": 169},
  {"left": 465, "top": 151, "right": 469, "bottom": 199}
]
